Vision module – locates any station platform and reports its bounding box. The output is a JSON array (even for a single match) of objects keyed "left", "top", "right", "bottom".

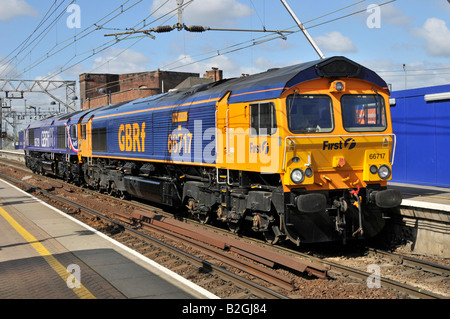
[
  {"left": 388, "top": 182, "right": 450, "bottom": 212},
  {"left": 387, "top": 182, "right": 450, "bottom": 258},
  {"left": 0, "top": 178, "right": 218, "bottom": 299}
]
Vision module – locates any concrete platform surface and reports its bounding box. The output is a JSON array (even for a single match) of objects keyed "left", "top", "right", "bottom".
[
  {"left": 388, "top": 182, "right": 450, "bottom": 212},
  {"left": 0, "top": 178, "right": 218, "bottom": 299}
]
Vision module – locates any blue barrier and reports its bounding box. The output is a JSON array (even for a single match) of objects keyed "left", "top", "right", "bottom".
[{"left": 390, "top": 84, "right": 450, "bottom": 188}]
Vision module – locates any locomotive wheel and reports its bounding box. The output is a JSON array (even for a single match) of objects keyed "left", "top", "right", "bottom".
[
  {"left": 198, "top": 214, "right": 210, "bottom": 224},
  {"left": 187, "top": 199, "right": 210, "bottom": 224},
  {"left": 118, "top": 190, "right": 129, "bottom": 200},
  {"left": 108, "top": 182, "right": 117, "bottom": 197},
  {"left": 263, "top": 228, "right": 279, "bottom": 245},
  {"left": 227, "top": 221, "right": 241, "bottom": 234}
]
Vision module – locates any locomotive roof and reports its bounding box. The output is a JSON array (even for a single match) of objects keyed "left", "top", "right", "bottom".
[
  {"left": 86, "top": 56, "right": 389, "bottom": 120},
  {"left": 215, "top": 56, "right": 388, "bottom": 103}
]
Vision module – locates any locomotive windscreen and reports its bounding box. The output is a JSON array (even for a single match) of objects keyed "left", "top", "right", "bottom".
[
  {"left": 286, "top": 95, "right": 333, "bottom": 133},
  {"left": 341, "top": 94, "right": 387, "bottom": 132}
]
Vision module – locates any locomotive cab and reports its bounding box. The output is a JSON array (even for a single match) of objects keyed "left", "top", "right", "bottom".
[{"left": 279, "top": 58, "right": 402, "bottom": 243}]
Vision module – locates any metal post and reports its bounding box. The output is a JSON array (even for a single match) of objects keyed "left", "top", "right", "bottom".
[
  {"left": 280, "top": 0, "right": 325, "bottom": 59},
  {"left": 403, "top": 64, "right": 407, "bottom": 90}
]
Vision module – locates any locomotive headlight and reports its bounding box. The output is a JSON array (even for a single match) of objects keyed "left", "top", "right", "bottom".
[
  {"left": 370, "top": 165, "right": 378, "bottom": 174},
  {"left": 330, "top": 80, "right": 345, "bottom": 92},
  {"left": 378, "top": 165, "right": 391, "bottom": 179},
  {"left": 305, "top": 167, "right": 313, "bottom": 178},
  {"left": 335, "top": 81, "right": 344, "bottom": 91},
  {"left": 291, "top": 169, "right": 305, "bottom": 184}
]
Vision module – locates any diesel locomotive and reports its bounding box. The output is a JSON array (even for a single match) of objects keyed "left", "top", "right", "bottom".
[{"left": 22, "top": 56, "right": 402, "bottom": 245}]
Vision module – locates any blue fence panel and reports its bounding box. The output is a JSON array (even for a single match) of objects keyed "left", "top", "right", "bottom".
[{"left": 390, "top": 84, "right": 450, "bottom": 187}]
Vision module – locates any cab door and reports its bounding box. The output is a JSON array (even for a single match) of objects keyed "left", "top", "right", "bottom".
[
  {"left": 81, "top": 115, "right": 94, "bottom": 159},
  {"left": 216, "top": 91, "right": 231, "bottom": 169},
  {"left": 248, "top": 101, "right": 279, "bottom": 173}
]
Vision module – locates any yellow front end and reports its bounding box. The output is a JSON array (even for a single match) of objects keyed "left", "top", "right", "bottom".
[
  {"left": 280, "top": 77, "right": 395, "bottom": 192},
  {"left": 282, "top": 136, "right": 395, "bottom": 190}
]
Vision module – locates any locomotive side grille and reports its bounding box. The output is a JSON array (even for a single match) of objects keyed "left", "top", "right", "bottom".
[
  {"left": 92, "top": 127, "right": 107, "bottom": 152},
  {"left": 57, "top": 126, "right": 66, "bottom": 149}
]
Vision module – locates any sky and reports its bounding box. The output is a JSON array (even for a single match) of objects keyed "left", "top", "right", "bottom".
[{"left": 0, "top": 0, "right": 450, "bottom": 116}]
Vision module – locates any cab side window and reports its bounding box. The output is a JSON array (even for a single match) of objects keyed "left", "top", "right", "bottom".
[
  {"left": 250, "top": 102, "right": 277, "bottom": 136},
  {"left": 81, "top": 124, "right": 87, "bottom": 140},
  {"left": 70, "top": 125, "right": 77, "bottom": 138}
]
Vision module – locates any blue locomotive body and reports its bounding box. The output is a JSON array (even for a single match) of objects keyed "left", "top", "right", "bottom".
[
  {"left": 25, "top": 113, "right": 80, "bottom": 156},
  {"left": 85, "top": 91, "right": 218, "bottom": 165}
]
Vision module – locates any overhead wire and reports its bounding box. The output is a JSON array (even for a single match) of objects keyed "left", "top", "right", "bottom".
[
  {"left": 172, "top": 0, "right": 450, "bottom": 83},
  {"left": 376, "top": 67, "right": 450, "bottom": 74},
  {"left": 73, "top": 0, "right": 402, "bottom": 98},
  {"left": 51, "top": 0, "right": 188, "bottom": 95},
  {"left": 81, "top": 0, "right": 194, "bottom": 96},
  {"left": 10, "top": 0, "right": 443, "bottom": 95},
  {"left": 80, "top": 0, "right": 387, "bottom": 97},
  {"left": 0, "top": 0, "right": 62, "bottom": 66},
  {"left": 160, "top": 0, "right": 384, "bottom": 71},
  {"left": 85, "top": 0, "right": 174, "bottom": 74},
  {"left": 0, "top": 0, "right": 74, "bottom": 77},
  {"left": 9, "top": 0, "right": 76, "bottom": 78},
  {"left": 8, "top": 0, "right": 144, "bottom": 79},
  {"left": 2, "top": 0, "right": 384, "bottom": 81},
  {"left": 40, "top": 0, "right": 148, "bottom": 80},
  {"left": 40, "top": 0, "right": 182, "bottom": 81}
]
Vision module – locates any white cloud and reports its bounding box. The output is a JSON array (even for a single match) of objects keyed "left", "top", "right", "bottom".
[
  {"left": 414, "top": 18, "right": 450, "bottom": 57},
  {"left": 91, "top": 48, "right": 151, "bottom": 74},
  {"left": 313, "top": 31, "right": 357, "bottom": 53},
  {"left": 0, "top": 58, "right": 21, "bottom": 78},
  {"left": 150, "top": 0, "right": 253, "bottom": 27},
  {"left": 381, "top": 4, "right": 413, "bottom": 28},
  {"left": 0, "top": 0, "right": 37, "bottom": 21}
]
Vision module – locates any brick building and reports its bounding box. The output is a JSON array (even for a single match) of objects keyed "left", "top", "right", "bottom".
[{"left": 79, "top": 67, "right": 223, "bottom": 110}]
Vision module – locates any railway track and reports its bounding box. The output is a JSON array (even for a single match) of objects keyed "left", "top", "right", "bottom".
[
  {"left": 130, "top": 197, "right": 449, "bottom": 299},
  {"left": 0, "top": 171, "right": 290, "bottom": 299},
  {"left": 323, "top": 254, "right": 448, "bottom": 299},
  {"left": 0, "top": 156, "right": 448, "bottom": 299},
  {"left": 367, "top": 248, "right": 450, "bottom": 277}
]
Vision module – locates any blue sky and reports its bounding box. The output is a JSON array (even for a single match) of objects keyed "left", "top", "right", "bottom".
[{"left": 1, "top": 0, "right": 450, "bottom": 112}]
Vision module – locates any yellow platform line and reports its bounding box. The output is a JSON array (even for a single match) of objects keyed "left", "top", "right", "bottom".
[{"left": 0, "top": 207, "right": 96, "bottom": 299}]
